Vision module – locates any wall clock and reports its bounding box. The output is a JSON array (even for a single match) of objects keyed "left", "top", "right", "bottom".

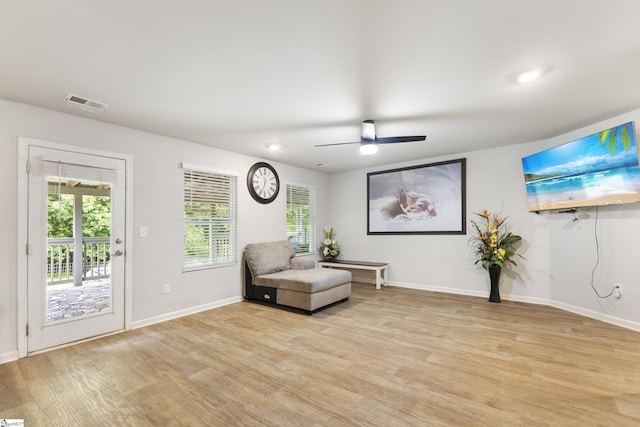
[{"left": 247, "top": 162, "right": 280, "bottom": 204}]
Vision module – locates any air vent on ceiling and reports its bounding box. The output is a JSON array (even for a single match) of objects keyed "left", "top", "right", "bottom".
[{"left": 65, "top": 93, "right": 108, "bottom": 112}]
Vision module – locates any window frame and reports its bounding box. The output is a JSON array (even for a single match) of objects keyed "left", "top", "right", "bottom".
[
  {"left": 182, "top": 163, "right": 237, "bottom": 271},
  {"left": 285, "top": 182, "right": 316, "bottom": 256}
]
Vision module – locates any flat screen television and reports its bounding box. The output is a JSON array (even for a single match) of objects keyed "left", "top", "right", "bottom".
[{"left": 521, "top": 121, "right": 640, "bottom": 212}]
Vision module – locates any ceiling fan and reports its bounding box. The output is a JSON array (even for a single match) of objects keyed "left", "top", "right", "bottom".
[{"left": 315, "top": 119, "right": 426, "bottom": 155}]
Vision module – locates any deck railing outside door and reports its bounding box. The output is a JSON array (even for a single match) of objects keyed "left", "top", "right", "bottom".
[{"left": 47, "top": 236, "right": 111, "bottom": 286}]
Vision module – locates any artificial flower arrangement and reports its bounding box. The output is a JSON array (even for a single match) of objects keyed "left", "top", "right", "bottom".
[
  {"left": 318, "top": 226, "right": 340, "bottom": 260},
  {"left": 470, "top": 209, "right": 522, "bottom": 270}
]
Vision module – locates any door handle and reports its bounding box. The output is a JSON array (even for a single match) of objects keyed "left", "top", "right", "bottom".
[{"left": 112, "top": 250, "right": 123, "bottom": 257}]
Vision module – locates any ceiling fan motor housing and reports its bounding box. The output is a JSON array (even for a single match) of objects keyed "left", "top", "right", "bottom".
[{"left": 362, "top": 119, "right": 376, "bottom": 141}]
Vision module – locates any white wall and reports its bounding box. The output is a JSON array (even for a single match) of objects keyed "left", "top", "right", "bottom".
[
  {"left": 329, "top": 144, "right": 551, "bottom": 302},
  {"left": 0, "top": 99, "right": 330, "bottom": 361},
  {"left": 543, "top": 112, "right": 640, "bottom": 330},
  {"left": 329, "top": 108, "right": 640, "bottom": 331},
  {"left": 3, "top": 98, "right": 639, "bottom": 363}
]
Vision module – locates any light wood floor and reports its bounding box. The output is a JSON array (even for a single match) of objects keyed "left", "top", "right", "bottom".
[{"left": 2, "top": 283, "right": 640, "bottom": 426}]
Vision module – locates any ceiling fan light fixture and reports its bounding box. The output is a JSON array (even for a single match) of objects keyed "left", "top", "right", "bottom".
[
  {"left": 362, "top": 120, "right": 376, "bottom": 140},
  {"left": 360, "top": 143, "right": 378, "bottom": 155},
  {"left": 314, "top": 119, "right": 426, "bottom": 150}
]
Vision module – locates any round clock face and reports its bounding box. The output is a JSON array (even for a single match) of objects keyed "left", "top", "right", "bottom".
[{"left": 247, "top": 162, "right": 280, "bottom": 204}]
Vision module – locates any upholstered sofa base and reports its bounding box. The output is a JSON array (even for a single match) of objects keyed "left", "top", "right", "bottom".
[
  {"left": 276, "top": 282, "right": 351, "bottom": 312},
  {"left": 243, "top": 240, "right": 352, "bottom": 314}
]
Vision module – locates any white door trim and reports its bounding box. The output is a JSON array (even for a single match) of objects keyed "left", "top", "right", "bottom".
[{"left": 17, "top": 137, "right": 133, "bottom": 358}]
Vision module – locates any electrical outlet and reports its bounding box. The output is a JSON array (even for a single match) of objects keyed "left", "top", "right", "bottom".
[
  {"left": 163, "top": 283, "right": 170, "bottom": 294},
  {"left": 614, "top": 283, "right": 623, "bottom": 299}
]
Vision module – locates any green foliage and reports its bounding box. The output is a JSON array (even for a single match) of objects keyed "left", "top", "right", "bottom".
[
  {"left": 47, "top": 193, "right": 112, "bottom": 276},
  {"left": 183, "top": 200, "right": 232, "bottom": 263},
  {"left": 286, "top": 205, "right": 311, "bottom": 253},
  {"left": 82, "top": 195, "right": 111, "bottom": 237},
  {"left": 48, "top": 194, "right": 74, "bottom": 238},
  {"left": 599, "top": 123, "right": 634, "bottom": 155},
  {"left": 523, "top": 173, "right": 563, "bottom": 183},
  {"left": 47, "top": 194, "right": 111, "bottom": 238},
  {"left": 286, "top": 207, "right": 310, "bottom": 232}
]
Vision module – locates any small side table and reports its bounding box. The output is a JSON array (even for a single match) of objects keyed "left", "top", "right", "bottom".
[{"left": 318, "top": 260, "right": 389, "bottom": 289}]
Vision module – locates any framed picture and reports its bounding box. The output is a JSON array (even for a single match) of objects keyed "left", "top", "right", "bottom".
[{"left": 367, "top": 158, "right": 466, "bottom": 235}]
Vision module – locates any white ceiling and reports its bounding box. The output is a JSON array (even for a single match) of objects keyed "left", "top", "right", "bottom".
[{"left": 2, "top": 0, "right": 640, "bottom": 173}]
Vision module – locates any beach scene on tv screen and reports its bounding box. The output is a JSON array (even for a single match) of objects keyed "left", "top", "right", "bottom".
[{"left": 522, "top": 122, "right": 640, "bottom": 212}]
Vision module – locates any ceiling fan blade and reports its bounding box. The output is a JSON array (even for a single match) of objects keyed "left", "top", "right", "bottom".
[
  {"left": 314, "top": 119, "right": 426, "bottom": 148},
  {"left": 314, "top": 141, "right": 362, "bottom": 147},
  {"left": 376, "top": 135, "right": 426, "bottom": 144}
]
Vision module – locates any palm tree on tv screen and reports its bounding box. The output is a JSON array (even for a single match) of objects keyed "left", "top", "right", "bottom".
[{"left": 599, "top": 122, "right": 635, "bottom": 155}]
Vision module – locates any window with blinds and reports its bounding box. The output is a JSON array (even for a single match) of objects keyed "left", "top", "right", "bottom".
[
  {"left": 183, "top": 166, "right": 237, "bottom": 270},
  {"left": 286, "top": 183, "right": 316, "bottom": 255}
]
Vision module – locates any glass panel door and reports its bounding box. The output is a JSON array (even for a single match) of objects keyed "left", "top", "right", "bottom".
[
  {"left": 27, "top": 146, "right": 126, "bottom": 353},
  {"left": 45, "top": 177, "right": 113, "bottom": 324}
]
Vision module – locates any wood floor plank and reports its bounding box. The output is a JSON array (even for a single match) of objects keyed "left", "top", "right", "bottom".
[{"left": 2, "top": 283, "right": 640, "bottom": 426}]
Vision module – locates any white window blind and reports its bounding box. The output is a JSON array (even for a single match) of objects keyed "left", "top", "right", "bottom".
[
  {"left": 286, "top": 183, "right": 316, "bottom": 255},
  {"left": 183, "top": 167, "right": 237, "bottom": 270}
]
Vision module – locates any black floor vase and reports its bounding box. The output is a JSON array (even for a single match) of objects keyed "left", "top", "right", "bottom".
[{"left": 489, "top": 264, "right": 501, "bottom": 303}]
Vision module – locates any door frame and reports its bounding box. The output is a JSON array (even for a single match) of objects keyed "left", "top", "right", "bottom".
[{"left": 17, "top": 137, "right": 133, "bottom": 358}]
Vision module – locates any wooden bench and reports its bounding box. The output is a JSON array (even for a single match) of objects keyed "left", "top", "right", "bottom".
[{"left": 318, "top": 260, "right": 388, "bottom": 289}]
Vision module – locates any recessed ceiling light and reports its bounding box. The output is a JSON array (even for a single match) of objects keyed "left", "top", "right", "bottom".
[
  {"left": 266, "top": 143, "right": 281, "bottom": 151},
  {"left": 517, "top": 69, "right": 542, "bottom": 83}
]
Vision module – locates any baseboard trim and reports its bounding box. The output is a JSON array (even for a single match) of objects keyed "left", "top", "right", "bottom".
[
  {"left": 388, "top": 281, "right": 553, "bottom": 303},
  {"left": 131, "top": 296, "right": 243, "bottom": 330},
  {"left": 550, "top": 300, "right": 640, "bottom": 332},
  {"left": 389, "top": 281, "right": 487, "bottom": 299},
  {"left": 0, "top": 351, "right": 19, "bottom": 364},
  {"left": 390, "top": 281, "right": 638, "bottom": 331}
]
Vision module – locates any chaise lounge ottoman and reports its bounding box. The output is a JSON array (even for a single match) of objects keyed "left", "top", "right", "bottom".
[{"left": 243, "top": 240, "right": 351, "bottom": 313}]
